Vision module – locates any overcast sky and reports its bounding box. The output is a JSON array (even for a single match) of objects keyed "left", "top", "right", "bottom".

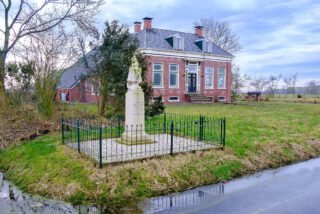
[{"left": 96, "top": 0, "right": 320, "bottom": 86}]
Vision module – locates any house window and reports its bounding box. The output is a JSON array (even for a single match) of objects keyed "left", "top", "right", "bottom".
[
  {"left": 169, "top": 96, "right": 179, "bottom": 102},
  {"left": 153, "top": 63, "right": 163, "bottom": 87},
  {"left": 84, "top": 80, "right": 88, "bottom": 91},
  {"left": 187, "top": 62, "right": 197, "bottom": 73},
  {"left": 61, "top": 92, "right": 67, "bottom": 101},
  {"left": 91, "top": 84, "right": 95, "bottom": 95},
  {"left": 205, "top": 67, "right": 214, "bottom": 89},
  {"left": 169, "top": 64, "right": 179, "bottom": 88},
  {"left": 218, "top": 67, "right": 226, "bottom": 89},
  {"left": 97, "top": 81, "right": 101, "bottom": 95},
  {"left": 218, "top": 96, "right": 226, "bottom": 102},
  {"left": 173, "top": 36, "right": 183, "bottom": 50},
  {"left": 152, "top": 96, "right": 163, "bottom": 103}
]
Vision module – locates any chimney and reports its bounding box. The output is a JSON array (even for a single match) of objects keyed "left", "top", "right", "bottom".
[
  {"left": 143, "top": 17, "right": 153, "bottom": 29},
  {"left": 195, "top": 26, "right": 203, "bottom": 37},
  {"left": 134, "top": 21, "right": 142, "bottom": 33}
]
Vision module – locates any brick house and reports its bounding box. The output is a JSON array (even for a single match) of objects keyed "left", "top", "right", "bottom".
[{"left": 56, "top": 17, "right": 233, "bottom": 104}]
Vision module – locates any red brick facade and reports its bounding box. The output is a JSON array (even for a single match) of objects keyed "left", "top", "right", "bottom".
[
  {"left": 56, "top": 80, "right": 100, "bottom": 103},
  {"left": 56, "top": 55, "right": 232, "bottom": 104},
  {"left": 145, "top": 55, "right": 232, "bottom": 103}
]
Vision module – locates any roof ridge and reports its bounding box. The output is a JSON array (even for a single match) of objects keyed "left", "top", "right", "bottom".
[{"left": 150, "top": 27, "right": 202, "bottom": 37}]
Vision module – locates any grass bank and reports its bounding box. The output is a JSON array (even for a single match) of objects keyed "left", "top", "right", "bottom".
[{"left": 0, "top": 102, "right": 320, "bottom": 211}]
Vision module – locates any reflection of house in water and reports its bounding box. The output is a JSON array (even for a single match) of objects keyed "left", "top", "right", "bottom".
[{"left": 141, "top": 183, "right": 225, "bottom": 214}]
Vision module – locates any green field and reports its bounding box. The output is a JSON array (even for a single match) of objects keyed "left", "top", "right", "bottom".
[
  {"left": 0, "top": 102, "right": 320, "bottom": 211},
  {"left": 167, "top": 103, "right": 320, "bottom": 156},
  {"left": 264, "top": 94, "right": 320, "bottom": 102}
]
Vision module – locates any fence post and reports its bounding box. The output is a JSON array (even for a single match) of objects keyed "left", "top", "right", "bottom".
[
  {"left": 61, "top": 116, "right": 65, "bottom": 144},
  {"left": 170, "top": 121, "right": 174, "bottom": 155},
  {"left": 223, "top": 117, "right": 226, "bottom": 148},
  {"left": 199, "top": 115, "right": 204, "bottom": 141},
  {"left": 99, "top": 125, "right": 103, "bottom": 168},
  {"left": 77, "top": 119, "right": 80, "bottom": 153},
  {"left": 220, "top": 118, "right": 223, "bottom": 146},
  {"left": 163, "top": 112, "right": 167, "bottom": 133},
  {"left": 117, "top": 116, "right": 121, "bottom": 138}
]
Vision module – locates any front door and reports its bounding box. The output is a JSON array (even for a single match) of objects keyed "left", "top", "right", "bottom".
[{"left": 188, "top": 73, "right": 197, "bottom": 93}]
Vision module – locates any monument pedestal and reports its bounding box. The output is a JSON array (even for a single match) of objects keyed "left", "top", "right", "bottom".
[{"left": 120, "top": 87, "right": 154, "bottom": 144}]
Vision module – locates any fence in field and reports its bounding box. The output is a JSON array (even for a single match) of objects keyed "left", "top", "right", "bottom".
[{"left": 61, "top": 113, "right": 226, "bottom": 168}]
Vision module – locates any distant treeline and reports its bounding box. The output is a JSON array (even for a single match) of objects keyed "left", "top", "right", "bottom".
[{"left": 262, "top": 84, "right": 320, "bottom": 95}]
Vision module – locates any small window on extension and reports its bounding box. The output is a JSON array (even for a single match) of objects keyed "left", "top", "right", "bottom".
[{"left": 217, "top": 96, "right": 226, "bottom": 102}]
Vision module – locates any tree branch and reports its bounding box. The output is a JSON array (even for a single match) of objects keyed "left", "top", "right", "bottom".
[
  {"left": 8, "top": 0, "right": 25, "bottom": 30},
  {"left": 0, "top": 0, "right": 7, "bottom": 9}
]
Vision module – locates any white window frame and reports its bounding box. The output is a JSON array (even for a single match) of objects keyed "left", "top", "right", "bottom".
[
  {"left": 205, "top": 41, "right": 213, "bottom": 53},
  {"left": 186, "top": 61, "right": 199, "bottom": 92},
  {"left": 173, "top": 36, "right": 184, "bottom": 50},
  {"left": 152, "top": 63, "right": 163, "bottom": 88},
  {"left": 169, "top": 64, "right": 179, "bottom": 89},
  {"left": 91, "top": 84, "right": 95, "bottom": 95},
  {"left": 61, "top": 92, "right": 67, "bottom": 101},
  {"left": 187, "top": 62, "right": 197, "bottom": 73},
  {"left": 84, "top": 80, "right": 88, "bottom": 92},
  {"left": 218, "top": 67, "right": 226, "bottom": 89},
  {"left": 168, "top": 96, "right": 180, "bottom": 102},
  {"left": 218, "top": 96, "right": 226, "bottom": 102},
  {"left": 205, "top": 67, "right": 214, "bottom": 89}
]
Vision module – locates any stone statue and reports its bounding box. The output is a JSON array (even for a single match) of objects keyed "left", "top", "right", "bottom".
[{"left": 127, "top": 56, "right": 142, "bottom": 90}]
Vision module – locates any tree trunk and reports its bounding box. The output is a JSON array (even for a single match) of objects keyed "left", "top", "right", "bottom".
[
  {"left": 99, "top": 94, "right": 107, "bottom": 117},
  {"left": 0, "top": 54, "right": 7, "bottom": 108}
]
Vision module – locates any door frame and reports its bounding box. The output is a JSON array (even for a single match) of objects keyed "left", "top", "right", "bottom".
[
  {"left": 188, "top": 73, "right": 197, "bottom": 93},
  {"left": 185, "top": 61, "right": 199, "bottom": 94}
]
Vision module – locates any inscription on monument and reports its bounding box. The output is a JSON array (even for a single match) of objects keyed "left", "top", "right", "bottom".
[{"left": 133, "top": 102, "right": 144, "bottom": 115}]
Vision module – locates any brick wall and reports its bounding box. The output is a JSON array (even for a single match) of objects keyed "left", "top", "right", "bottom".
[
  {"left": 200, "top": 60, "right": 232, "bottom": 103},
  {"left": 56, "top": 79, "right": 101, "bottom": 103},
  {"left": 56, "top": 56, "right": 232, "bottom": 104},
  {"left": 145, "top": 55, "right": 232, "bottom": 103},
  {"left": 145, "top": 56, "right": 189, "bottom": 103}
]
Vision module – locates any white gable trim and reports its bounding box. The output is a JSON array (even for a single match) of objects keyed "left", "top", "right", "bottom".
[{"left": 139, "top": 48, "right": 233, "bottom": 62}]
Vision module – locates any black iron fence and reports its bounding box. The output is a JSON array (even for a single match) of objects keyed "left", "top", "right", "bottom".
[{"left": 61, "top": 113, "right": 226, "bottom": 168}]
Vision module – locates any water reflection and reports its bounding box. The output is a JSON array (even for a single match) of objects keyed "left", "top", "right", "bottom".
[
  {"left": 140, "top": 157, "right": 320, "bottom": 214},
  {"left": 141, "top": 184, "right": 225, "bottom": 214}
]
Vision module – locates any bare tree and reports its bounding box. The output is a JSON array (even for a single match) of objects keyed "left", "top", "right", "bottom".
[
  {"left": 283, "top": 73, "right": 298, "bottom": 97},
  {"left": 267, "top": 74, "right": 281, "bottom": 98},
  {"left": 306, "top": 80, "right": 320, "bottom": 97},
  {"left": 15, "top": 26, "right": 80, "bottom": 117},
  {"left": 78, "top": 36, "right": 102, "bottom": 115},
  {"left": 194, "top": 18, "right": 241, "bottom": 54},
  {"left": 231, "top": 64, "right": 250, "bottom": 97},
  {"left": 250, "top": 76, "right": 270, "bottom": 93},
  {"left": 195, "top": 17, "right": 242, "bottom": 102},
  {"left": 0, "top": 0, "right": 104, "bottom": 106}
]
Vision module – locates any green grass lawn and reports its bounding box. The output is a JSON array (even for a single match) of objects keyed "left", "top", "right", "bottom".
[
  {"left": 166, "top": 103, "right": 320, "bottom": 156},
  {"left": 0, "top": 102, "right": 320, "bottom": 211}
]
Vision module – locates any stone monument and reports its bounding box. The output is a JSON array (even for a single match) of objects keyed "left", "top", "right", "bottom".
[{"left": 121, "top": 55, "right": 153, "bottom": 144}]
